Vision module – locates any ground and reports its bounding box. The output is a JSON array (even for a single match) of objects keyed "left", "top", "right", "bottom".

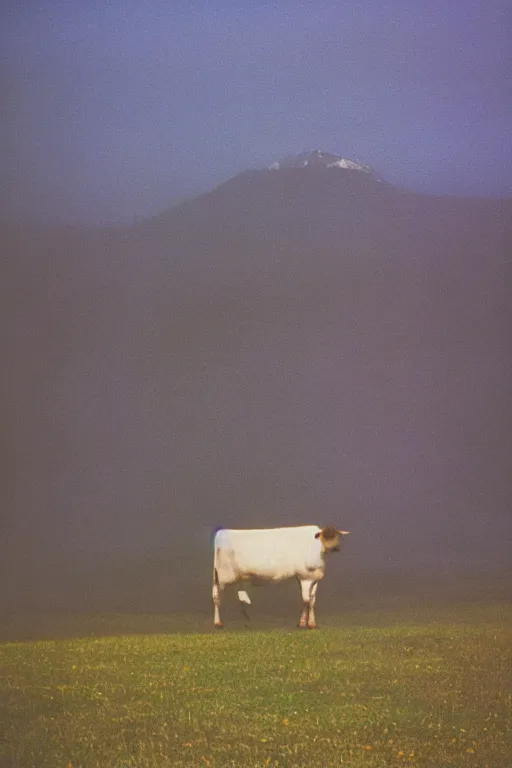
[{"left": 1, "top": 604, "right": 511, "bottom": 767}]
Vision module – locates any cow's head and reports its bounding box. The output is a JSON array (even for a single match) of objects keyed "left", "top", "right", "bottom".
[{"left": 315, "top": 527, "right": 350, "bottom": 553}]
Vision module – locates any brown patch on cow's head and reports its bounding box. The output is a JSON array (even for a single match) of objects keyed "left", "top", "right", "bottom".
[{"left": 314, "top": 527, "right": 350, "bottom": 553}]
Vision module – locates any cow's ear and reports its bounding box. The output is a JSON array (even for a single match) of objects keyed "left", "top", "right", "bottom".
[
  {"left": 315, "top": 531, "right": 322, "bottom": 539},
  {"left": 337, "top": 530, "right": 350, "bottom": 536}
]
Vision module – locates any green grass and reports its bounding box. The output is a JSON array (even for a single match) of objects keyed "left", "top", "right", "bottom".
[{"left": 1, "top": 605, "right": 511, "bottom": 767}]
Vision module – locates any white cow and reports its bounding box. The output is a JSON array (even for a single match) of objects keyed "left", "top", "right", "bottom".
[{"left": 212, "top": 525, "right": 349, "bottom": 629}]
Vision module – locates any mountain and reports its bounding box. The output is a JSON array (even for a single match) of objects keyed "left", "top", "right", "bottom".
[
  {"left": 2, "top": 158, "right": 512, "bottom": 612},
  {"left": 140, "top": 156, "right": 511, "bottom": 291},
  {"left": 269, "top": 149, "right": 374, "bottom": 174}
]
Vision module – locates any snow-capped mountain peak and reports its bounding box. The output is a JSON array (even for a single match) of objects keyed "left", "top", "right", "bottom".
[{"left": 269, "top": 149, "right": 373, "bottom": 174}]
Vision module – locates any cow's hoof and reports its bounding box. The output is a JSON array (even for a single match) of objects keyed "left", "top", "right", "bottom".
[
  {"left": 214, "top": 623, "right": 224, "bottom": 630},
  {"left": 308, "top": 624, "right": 319, "bottom": 630},
  {"left": 297, "top": 624, "right": 308, "bottom": 630}
]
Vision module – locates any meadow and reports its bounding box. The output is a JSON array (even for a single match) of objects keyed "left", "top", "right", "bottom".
[{"left": 1, "top": 604, "right": 511, "bottom": 768}]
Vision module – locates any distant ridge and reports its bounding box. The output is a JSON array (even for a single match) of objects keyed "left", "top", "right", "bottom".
[{"left": 269, "top": 149, "right": 374, "bottom": 175}]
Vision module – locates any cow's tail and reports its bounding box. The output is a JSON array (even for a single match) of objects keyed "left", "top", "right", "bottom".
[
  {"left": 212, "top": 537, "right": 223, "bottom": 627},
  {"left": 212, "top": 527, "right": 222, "bottom": 596},
  {"left": 212, "top": 526, "right": 223, "bottom": 580},
  {"left": 212, "top": 545, "right": 222, "bottom": 618}
]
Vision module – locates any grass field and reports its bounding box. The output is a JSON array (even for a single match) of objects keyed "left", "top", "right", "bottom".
[{"left": 1, "top": 604, "right": 511, "bottom": 767}]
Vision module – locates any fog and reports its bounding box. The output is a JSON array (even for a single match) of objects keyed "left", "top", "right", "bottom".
[{"left": 2, "top": 170, "right": 511, "bottom": 618}]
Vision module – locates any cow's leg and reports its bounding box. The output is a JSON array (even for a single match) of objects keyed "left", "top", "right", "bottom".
[
  {"left": 213, "top": 569, "right": 223, "bottom": 628},
  {"left": 307, "top": 581, "right": 319, "bottom": 629},
  {"left": 298, "top": 578, "right": 314, "bottom": 628}
]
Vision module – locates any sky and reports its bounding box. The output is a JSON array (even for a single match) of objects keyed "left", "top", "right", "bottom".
[{"left": 2, "top": 0, "right": 511, "bottom": 224}]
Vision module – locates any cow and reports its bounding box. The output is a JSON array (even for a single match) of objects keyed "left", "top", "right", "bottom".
[{"left": 212, "top": 525, "right": 350, "bottom": 629}]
